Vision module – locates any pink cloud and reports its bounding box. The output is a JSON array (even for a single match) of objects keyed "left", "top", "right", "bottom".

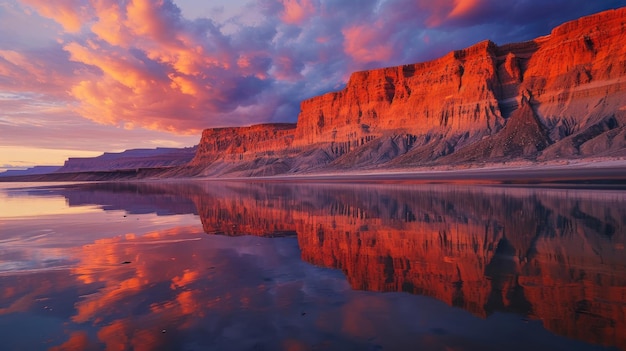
[
  {"left": 6, "top": 0, "right": 624, "bottom": 140},
  {"left": 18, "top": 0, "right": 268, "bottom": 132},
  {"left": 125, "top": 0, "right": 181, "bottom": 45},
  {"left": 90, "top": 1, "right": 129, "bottom": 46},
  {"left": 0, "top": 47, "right": 79, "bottom": 99},
  {"left": 64, "top": 42, "right": 158, "bottom": 93},
  {"left": 280, "top": 0, "right": 316, "bottom": 25},
  {"left": 271, "top": 54, "right": 303, "bottom": 81},
  {"left": 342, "top": 24, "right": 394, "bottom": 64},
  {"left": 20, "top": 0, "right": 89, "bottom": 32},
  {"left": 448, "top": 0, "right": 483, "bottom": 19}
]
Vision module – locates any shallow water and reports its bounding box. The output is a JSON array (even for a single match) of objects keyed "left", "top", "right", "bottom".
[{"left": 0, "top": 181, "right": 624, "bottom": 351}]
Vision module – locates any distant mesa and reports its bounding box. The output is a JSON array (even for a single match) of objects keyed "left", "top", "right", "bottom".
[
  {"left": 56, "top": 146, "right": 198, "bottom": 173},
  {"left": 0, "top": 147, "right": 198, "bottom": 181},
  {"left": 0, "top": 165, "right": 61, "bottom": 177}
]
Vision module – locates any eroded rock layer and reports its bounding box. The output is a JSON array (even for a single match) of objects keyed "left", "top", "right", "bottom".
[{"left": 189, "top": 8, "right": 626, "bottom": 176}]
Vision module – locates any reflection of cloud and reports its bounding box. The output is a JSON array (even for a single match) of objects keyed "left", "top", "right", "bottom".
[
  {"left": 49, "top": 331, "right": 95, "bottom": 351},
  {"left": 59, "top": 226, "right": 339, "bottom": 350},
  {"left": 0, "top": 192, "right": 100, "bottom": 218}
]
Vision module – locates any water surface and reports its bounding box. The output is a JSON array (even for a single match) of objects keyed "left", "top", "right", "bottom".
[{"left": 0, "top": 181, "right": 624, "bottom": 350}]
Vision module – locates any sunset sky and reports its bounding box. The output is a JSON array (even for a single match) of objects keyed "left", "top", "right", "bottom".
[{"left": 1, "top": 0, "right": 625, "bottom": 170}]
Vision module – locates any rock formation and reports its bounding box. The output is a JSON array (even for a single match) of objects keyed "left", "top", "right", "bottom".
[
  {"left": 0, "top": 165, "right": 60, "bottom": 177},
  {"left": 57, "top": 147, "right": 197, "bottom": 173},
  {"left": 188, "top": 8, "right": 626, "bottom": 176}
]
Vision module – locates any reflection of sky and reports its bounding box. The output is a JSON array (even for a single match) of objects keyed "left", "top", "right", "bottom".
[
  {"left": 0, "top": 185, "right": 617, "bottom": 350},
  {"left": 0, "top": 185, "right": 203, "bottom": 280},
  {"left": 0, "top": 192, "right": 102, "bottom": 218},
  {"left": 2, "top": 225, "right": 605, "bottom": 351}
]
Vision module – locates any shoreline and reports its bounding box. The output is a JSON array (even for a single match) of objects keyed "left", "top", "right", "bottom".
[{"left": 2, "top": 158, "right": 625, "bottom": 188}]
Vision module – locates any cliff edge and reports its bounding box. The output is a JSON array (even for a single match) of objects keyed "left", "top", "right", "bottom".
[{"left": 188, "top": 7, "right": 626, "bottom": 176}]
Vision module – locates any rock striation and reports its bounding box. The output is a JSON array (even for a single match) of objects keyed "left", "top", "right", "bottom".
[
  {"left": 187, "top": 8, "right": 626, "bottom": 176},
  {"left": 190, "top": 123, "right": 296, "bottom": 165}
]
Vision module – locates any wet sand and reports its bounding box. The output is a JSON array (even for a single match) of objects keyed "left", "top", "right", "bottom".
[
  {"left": 2, "top": 160, "right": 626, "bottom": 188},
  {"left": 224, "top": 162, "right": 626, "bottom": 188}
]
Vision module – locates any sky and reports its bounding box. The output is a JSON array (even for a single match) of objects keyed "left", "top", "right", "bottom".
[{"left": 1, "top": 0, "right": 625, "bottom": 170}]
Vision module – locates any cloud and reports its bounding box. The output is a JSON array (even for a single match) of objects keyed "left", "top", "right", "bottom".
[
  {"left": 20, "top": 0, "right": 89, "bottom": 32},
  {"left": 4, "top": 0, "right": 625, "bottom": 138},
  {"left": 280, "top": 0, "right": 316, "bottom": 24},
  {"left": 342, "top": 23, "right": 394, "bottom": 64},
  {"left": 0, "top": 46, "right": 79, "bottom": 98}
]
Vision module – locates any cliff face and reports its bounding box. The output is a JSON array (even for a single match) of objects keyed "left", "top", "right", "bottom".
[
  {"left": 189, "top": 123, "right": 296, "bottom": 165},
  {"left": 295, "top": 40, "right": 505, "bottom": 147},
  {"left": 188, "top": 8, "right": 626, "bottom": 176},
  {"left": 518, "top": 9, "right": 626, "bottom": 160}
]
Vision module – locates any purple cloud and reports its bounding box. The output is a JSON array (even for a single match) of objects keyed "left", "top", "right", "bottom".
[{"left": 1, "top": 0, "right": 624, "bottom": 135}]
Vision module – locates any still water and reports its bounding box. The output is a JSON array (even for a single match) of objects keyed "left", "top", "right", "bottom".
[{"left": 0, "top": 181, "right": 624, "bottom": 351}]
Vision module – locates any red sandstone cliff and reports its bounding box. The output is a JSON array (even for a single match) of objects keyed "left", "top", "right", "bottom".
[
  {"left": 188, "top": 123, "right": 298, "bottom": 176},
  {"left": 295, "top": 39, "right": 504, "bottom": 148},
  {"left": 187, "top": 8, "right": 626, "bottom": 176},
  {"left": 190, "top": 123, "right": 296, "bottom": 164}
]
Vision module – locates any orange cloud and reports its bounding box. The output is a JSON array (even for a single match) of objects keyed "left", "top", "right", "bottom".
[
  {"left": 64, "top": 42, "right": 153, "bottom": 93},
  {"left": 97, "top": 320, "right": 132, "bottom": 351},
  {"left": 90, "top": 1, "right": 129, "bottom": 46},
  {"left": 417, "top": 0, "right": 486, "bottom": 27},
  {"left": 21, "top": 0, "right": 87, "bottom": 32},
  {"left": 49, "top": 332, "right": 92, "bottom": 351},
  {"left": 449, "top": 0, "right": 483, "bottom": 19},
  {"left": 9, "top": 0, "right": 304, "bottom": 133},
  {"left": 171, "top": 269, "right": 199, "bottom": 289},
  {"left": 281, "top": 0, "right": 316, "bottom": 25},
  {"left": 126, "top": 0, "right": 177, "bottom": 43},
  {"left": 63, "top": 39, "right": 210, "bottom": 131},
  {"left": 49, "top": 1, "right": 250, "bottom": 132}
]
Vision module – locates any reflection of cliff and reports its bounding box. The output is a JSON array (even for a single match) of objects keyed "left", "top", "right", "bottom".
[
  {"left": 186, "top": 183, "right": 626, "bottom": 349},
  {"left": 47, "top": 182, "right": 626, "bottom": 349},
  {"left": 293, "top": 187, "right": 626, "bottom": 349}
]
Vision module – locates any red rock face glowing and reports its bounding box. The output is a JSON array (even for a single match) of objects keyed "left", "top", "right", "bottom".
[
  {"left": 189, "top": 8, "right": 626, "bottom": 175},
  {"left": 182, "top": 183, "right": 626, "bottom": 349}
]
